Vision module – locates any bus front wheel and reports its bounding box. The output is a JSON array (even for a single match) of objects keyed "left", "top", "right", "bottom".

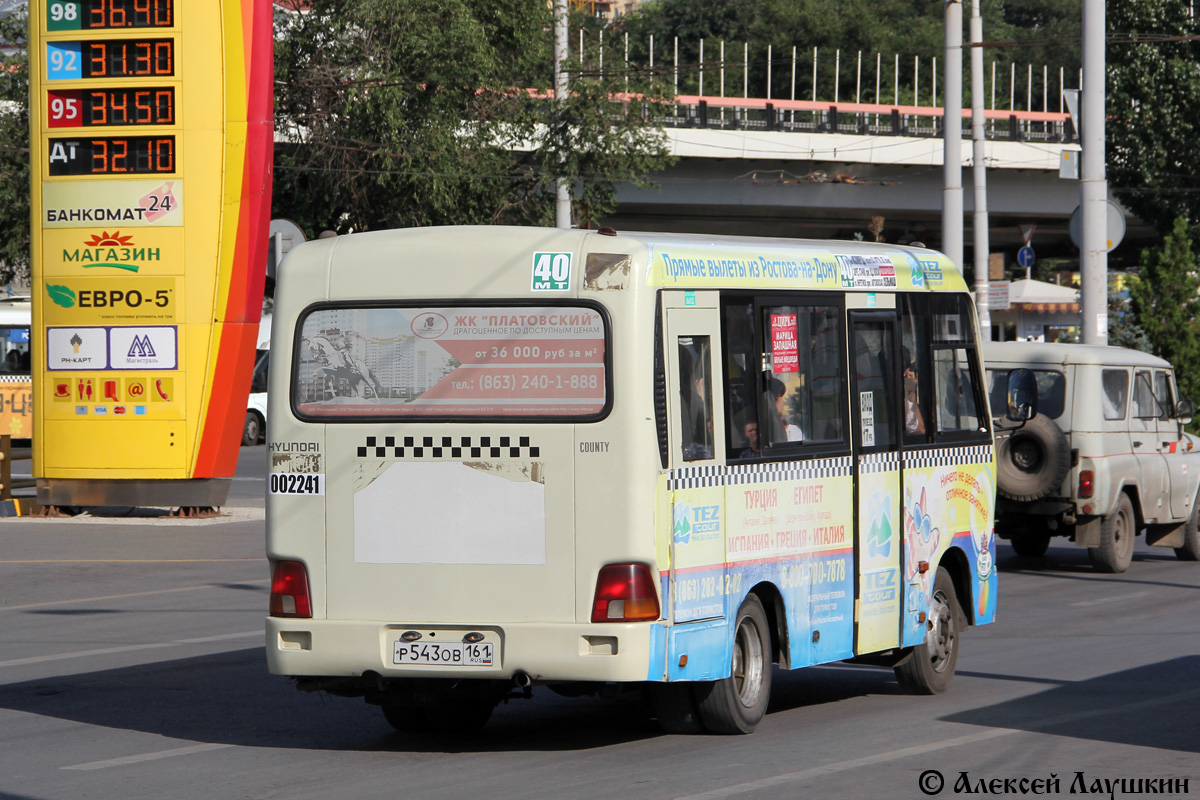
[
  {"left": 694, "top": 594, "right": 772, "bottom": 734},
  {"left": 894, "top": 567, "right": 960, "bottom": 695}
]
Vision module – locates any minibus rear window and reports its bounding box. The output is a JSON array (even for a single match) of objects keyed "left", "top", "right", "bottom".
[{"left": 292, "top": 304, "right": 608, "bottom": 420}]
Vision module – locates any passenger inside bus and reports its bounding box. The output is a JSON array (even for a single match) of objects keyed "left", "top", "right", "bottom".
[
  {"left": 679, "top": 338, "right": 715, "bottom": 461},
  {"left": 903, "top": 347, "right": 927, "bottom": 437},
  {"left": 737, "top": 418, "right": 760, "bottom": 458},
  {"left": 765, "top": 377, "right": 803, "bottom": 444},
  {"left": 2, "top": 349, "right": 21, "bottom": 374}
]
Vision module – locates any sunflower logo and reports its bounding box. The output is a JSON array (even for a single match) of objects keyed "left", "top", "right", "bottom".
[{"left": 84, "top": 231, "right": 134, "bottom": 247}]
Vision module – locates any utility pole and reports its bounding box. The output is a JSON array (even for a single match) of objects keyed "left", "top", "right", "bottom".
[
  {"left": 943, "top": 0, "right": 964, "bottom": 271},
  {"left": 970, "top": 0, "right": 990, "bottom": 336},
  {"left": 1080, "top": 0, "right": 1107, "bottom": 343},
  {"left": 554, "top": 0, "right": 571, "bottom": 229}
]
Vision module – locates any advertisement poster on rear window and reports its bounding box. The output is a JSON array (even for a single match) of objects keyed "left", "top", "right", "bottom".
[{"left": 294, "top": 306, "right": 606, "bottom": 418}]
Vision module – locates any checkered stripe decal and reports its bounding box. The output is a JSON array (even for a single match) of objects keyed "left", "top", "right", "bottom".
[
  {"left": 858, "top": 451, "right": 901, "bottom": 474},
  {"left": 0, "top": 375, "right": 29, "bottom": 383},
  {"left": 904, "top": 444, "right": 994, "bottom": 470},
  {"left": 668, "top": 457, "right": 854, "bottom": 490},
  {"left": 668, "top": 465, "right": 725, "bottom": 490},
  {"left": 356, "top": 435, "right": 540, "bottom": 460}
]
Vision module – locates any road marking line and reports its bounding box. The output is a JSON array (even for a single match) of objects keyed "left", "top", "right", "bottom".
[
  {"left": 673, "top": 686, "right": 1200, "bottom": 799},
  {"left": 63, "top": 743, "right": 232, "bottom": 771},
  {"left": 1, "top": 558, "right": 265, "bottom": 564},
  {"left": 0, "top": 580, "right": 269, "bottom": 612},
  {"left": 0, "top": 631, "right": 261, "bottom": 668},
  {"left": 1071, "top": 591, "right": 1150, "bottom": 607}
]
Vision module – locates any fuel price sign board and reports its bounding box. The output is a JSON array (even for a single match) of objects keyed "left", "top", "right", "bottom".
[{"left": 30, "top": 0, "right": 274, "bottom": 506}]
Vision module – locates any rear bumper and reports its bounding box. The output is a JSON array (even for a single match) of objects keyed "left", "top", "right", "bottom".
[{"left": 265, "top": 617, "right": 656, "bottom": 683}]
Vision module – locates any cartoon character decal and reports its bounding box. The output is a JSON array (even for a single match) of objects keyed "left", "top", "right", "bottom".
[
  {"left": 970, "top": 471, "right": 996, "bottom": 619},
  {"left": 904, "top": 487, "right": 941, "bottom": 624}
]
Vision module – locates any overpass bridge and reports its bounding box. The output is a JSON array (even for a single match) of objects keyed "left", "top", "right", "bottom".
[{"left": 603, "top": 94, "right": 1153, "bottom": 270}]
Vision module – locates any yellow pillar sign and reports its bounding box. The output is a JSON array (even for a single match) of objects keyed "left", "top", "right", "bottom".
[{"left": 29, "top": 0, "right": 274, "bottom": 505}]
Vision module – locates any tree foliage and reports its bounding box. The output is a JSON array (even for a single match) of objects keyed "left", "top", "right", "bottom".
[
  {"left": 1128, "top": 217, "right": 1200, "bottom": 406},
  {"left": 0, "top": 10, "right": 29, "bottom": 286},
  {"left": 272, "top": 0, "right": 672, "bottom": 235},
  {"left": 1105, "top": 280, "right": 1151, "bottom": 353},
  {"left": 1107, "top": 0, "right": 1200, "bottom": 239}
]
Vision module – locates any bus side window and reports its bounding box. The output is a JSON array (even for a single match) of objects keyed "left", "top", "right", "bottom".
[
  {"left": 761, "top": 303, "right": 845, "bottom": 448},
  {"left": 933, "top": 348, "right": 982, "bottom": 433},
  {"left": 909, "top": 294, "right": 986, "bottom": 438},
  {"left": 899, "top": 296, "right": 932, "bottom": 444},
  {"left": 723, "top": 301, "right": 760, "bottom": 459},
  {"left": 678, "top": 336, "right": 714, "bottom": 462},
  {"left": 807, "top": 306, "right": 845, "bottom": 442}
]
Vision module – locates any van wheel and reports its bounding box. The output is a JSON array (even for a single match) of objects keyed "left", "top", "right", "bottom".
[
  {"left": 242, "top": 411, "right": 262, "bottom": 446},
  {"left": 894, "top": 567, "right": 960, "bottom": 695},
  {"left": 1010, "top": 532, "right": 1051, "bottom": 558},
  {"left": 648, "top": 682, "right": 706, "bottom": 734},
  {"left": 694, "top": 594, "right": 772, "bottom": 734},
  {"left": 1090, "top": 493, "right": 1136, "bottom": 573},
  {"left": 996, "top": 416, "right": 1070, "bottom": 502},
  {"left": 1175, "top": 492, "right": 1200, "bottom": 561}
]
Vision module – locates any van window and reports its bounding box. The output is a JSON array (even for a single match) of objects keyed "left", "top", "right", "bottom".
[
  {"left": 293, "top": 305, "right": 608, "bottom": 420},
  {"left": 1154, "top": 371, "right": 1174, "bottom": 420},
  {"left": 986, "top": 369, "right": 1065, "bottom": 420},
  {"left": 1133, "top": 370, "right": 1158, "bottom": 419},
  {"left": 1101, "top": 369, "right": 1129, "bottom": 420}
]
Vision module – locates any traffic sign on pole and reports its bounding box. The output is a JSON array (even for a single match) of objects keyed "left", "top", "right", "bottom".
[{"left": 1017, "top": 246, "right": 1036, "bottom": 270}]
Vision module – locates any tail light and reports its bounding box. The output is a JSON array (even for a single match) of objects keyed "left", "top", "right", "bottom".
[
  {"left": 1078, "top": 469, "right": 1095, "bottom": 499},
  {"left": 270, "top": 560, "right": 312, "bottom": 618},
  {"left": 591, "top": 564, "right": 659, "bottom": 622}
]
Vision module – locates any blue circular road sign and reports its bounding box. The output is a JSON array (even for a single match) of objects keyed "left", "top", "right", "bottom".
[{"left": 1017, "top": 245, "right": 1035, "bottom": 269}]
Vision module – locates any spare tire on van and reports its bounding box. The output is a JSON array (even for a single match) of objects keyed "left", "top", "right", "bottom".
[{"left": 996, "top": 415, "right": 1070, "bottom": 502}]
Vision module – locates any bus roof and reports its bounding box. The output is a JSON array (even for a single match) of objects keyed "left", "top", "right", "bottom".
[
  {"left": 281, "top": 226, "right": 967, "bottom": 298},
  {"left": 0, "top": 297, "right": 31, "bottom": 327}
]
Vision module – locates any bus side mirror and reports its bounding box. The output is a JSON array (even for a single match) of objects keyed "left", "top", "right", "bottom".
[
  {"left": 1006, "top": 368, "right": 1037, "bottom": 422},
  {"left": 1175, "top": 398, "right": 1195, "bottom": 424}
]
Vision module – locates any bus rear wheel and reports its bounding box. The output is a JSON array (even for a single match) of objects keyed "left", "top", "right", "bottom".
[
  {"left": 894, "top": 567, "right": 960, "bottom": 695},
  {"left": 694, "top": 594, "right": 772, "bottom": 734}
]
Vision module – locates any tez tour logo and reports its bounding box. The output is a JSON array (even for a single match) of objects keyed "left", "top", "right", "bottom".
[{"left": 127, "top": 335, "right": 156, "bottom": 359}]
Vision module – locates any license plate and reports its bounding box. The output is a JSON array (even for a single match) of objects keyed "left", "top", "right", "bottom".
[{"left": 393, "top": 640, "right": 495, "bottom": 667}]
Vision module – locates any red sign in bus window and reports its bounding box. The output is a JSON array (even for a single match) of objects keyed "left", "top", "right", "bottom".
[
  {"left": 770, "top": 312, "right": 799, "bottom": 374},
  {"left": 294, "top": 306, "right": 608, "bottom": 419}
]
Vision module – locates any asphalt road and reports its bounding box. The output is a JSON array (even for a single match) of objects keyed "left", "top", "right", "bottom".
[{"left": 1, "top": 447, "right": 1197, "bottom": 800}]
